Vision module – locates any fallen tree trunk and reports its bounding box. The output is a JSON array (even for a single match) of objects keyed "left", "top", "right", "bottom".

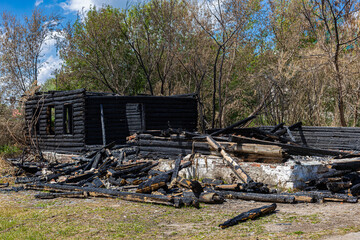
[{"left": 219, "top": 203, "right": 277, "bottom": 229}]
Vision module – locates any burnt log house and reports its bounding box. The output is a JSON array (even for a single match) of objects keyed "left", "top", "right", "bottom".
[{"left": 25, "top": 89, "right": 198, "bottom": 153}]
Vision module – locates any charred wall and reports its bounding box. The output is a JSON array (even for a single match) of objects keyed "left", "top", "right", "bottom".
[
  {"left": 25, "top": 89, "right": 86, "bottom": 153},
  {"left": 84, "top": 95, "right": 198, "bottom": 146}
]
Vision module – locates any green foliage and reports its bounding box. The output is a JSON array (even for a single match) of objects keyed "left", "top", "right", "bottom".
[
  {"left": 0, "top": 145, "right": 21, "bottom": 156},
  {"left": 41, "top": 78, "right": 57, "bottom": 92}
]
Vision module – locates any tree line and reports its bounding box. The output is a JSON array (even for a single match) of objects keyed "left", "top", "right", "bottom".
[{"left": 1, "top": 0, "right": 360, "bottom": 129}]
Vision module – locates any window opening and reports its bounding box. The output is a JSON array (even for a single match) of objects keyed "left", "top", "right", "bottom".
[
  {"left": 63, "top": 104, "right": 73, "bottom": 134},
  {"left": 46, "top": 106, "right": 55, "bottom": 135}
]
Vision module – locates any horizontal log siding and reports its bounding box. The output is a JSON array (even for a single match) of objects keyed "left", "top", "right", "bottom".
[
  {"left": 25, "top": 89, "right": 86, "bottom": 152},
  {"left": 260, "top": 126, "right": 360, "bottom": 151},
  {"left": 84, "top": 95, "right": 198, "bottom": 145}
]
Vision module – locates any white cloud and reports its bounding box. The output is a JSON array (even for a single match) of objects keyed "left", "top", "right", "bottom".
[
  {"left": 41, "top": 30, "right": 64, "bottom": 55},
  {"left": 35, "top": 0, "right": 44, "bottom": 7},
  {"left": 60, "top": 0, "right": 130, "bottom": 12},
  {"left": 38, "top": 55, "right": 63, "bottom": 84}
]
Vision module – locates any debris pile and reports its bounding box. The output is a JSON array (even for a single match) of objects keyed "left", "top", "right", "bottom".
[{"left": 3, "top": 117, "right": 360, "bottom": 229}]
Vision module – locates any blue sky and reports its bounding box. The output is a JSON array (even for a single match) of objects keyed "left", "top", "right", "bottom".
[{"left": 0, "top": 0, "right": 132, "bottom": 84}]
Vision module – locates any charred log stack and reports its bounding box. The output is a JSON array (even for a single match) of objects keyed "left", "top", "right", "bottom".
[
  {"left": 300, "top": 158, "right": 360, "bottom": 198},
  {"left": 131, "top": 131, "right": 289, "bottom": 163}
]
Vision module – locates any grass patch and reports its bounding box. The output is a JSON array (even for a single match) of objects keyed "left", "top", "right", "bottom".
[
  {"left": 0, "top": 194, "right": 359, "bottom": 240},
  {"left": 0, "top": 145, "right": 21, "bottom": 157}
]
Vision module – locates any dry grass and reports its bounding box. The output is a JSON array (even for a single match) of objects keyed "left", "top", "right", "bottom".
[
  {"left": 0, "top": 157, "right": 17, "bottom": 179},
  {"left": 0, "top": 190, "right": 359, "bottom": 240}
]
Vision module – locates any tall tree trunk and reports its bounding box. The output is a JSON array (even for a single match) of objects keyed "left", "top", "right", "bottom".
[{"left": 212, "top": 46, "right": 222, "bottom": 129}]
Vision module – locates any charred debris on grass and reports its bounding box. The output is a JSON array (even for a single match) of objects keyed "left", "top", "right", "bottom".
[{"left": 7, "top": 89, "right": 360, "bottom": 228}]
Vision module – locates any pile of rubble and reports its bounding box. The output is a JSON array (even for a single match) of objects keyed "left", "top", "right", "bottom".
[
  {"left": 3, "top": 117, "right": 360, "bottom": 206},
  {"left": 3, "top": 117, "right": 360, "bottom": 228}
]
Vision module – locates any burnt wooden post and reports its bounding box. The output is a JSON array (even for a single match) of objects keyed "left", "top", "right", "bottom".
[
  {"left": 100, "top": 104, "right": 106, "bottom": 146},
  {"left": 206, "top": 136, "right": 253, "bottom": 184}
]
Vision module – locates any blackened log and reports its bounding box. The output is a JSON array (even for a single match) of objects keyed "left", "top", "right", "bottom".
[
  {"left": 145, "top": 162, "right": 190, "bottom": 176},
  {"left": 97, "top": 157, "right": 114, "bottom": 173},
  {"left": 138, "top": 162, "right": 159, "bottom": 174},
  {"left": 109, "top": 177, "right": 126, "bottom": 186},
  {"left": 350, "top": 183, "right": 360, "bottom": 196},
  {"left": 52, "top": 162, "right": 77, "bottom": 170},
  {"left": 331, "top": 160, "right": 360, "bottom": 171},
  {"left": 0, "top": 183, "right": 9, "bottom": 188},
  {"left": 85, "top": 150, "right": 98, "bottom": 159},
  {"left": 148, "top": 170, "right": 166, "bottom": 176},
  {"left": 136, "top": 173, "right": 171, "bottom": 193},
  {"left": 16, "top": 165, "right": 40, "bottom": 174},
  {"left": 91, "top": 152, "right": 102, "bottom": 170},
  {"left": 92, "top": 177, "right": 105, "bottom": 188},
  {"left": 252, "top": 128, "right": 295, "bottom": 143},
  {"left": 0, "top": 186, "right": 24, "bottom": 192},
  {"left": 210, "top": 115, "right": 257, "bottom": 136},
  {"left": 219, "top": 203, "right": 277, "bottom": 229},
  {"left": 76, "top": 175, "right": 97, "bottom": 186},
  {"left": 65, "top": 172, "right": 95, "bottom": 183},
  {"left": 290, "top": 191, "right": 357, "bottom": 203},
  {"left": 215, "top": 184, "right": 244, "bottom": 191},
  {"left": 35, "top": 191, "right": 88, "bottom": 199},
  {"left": 202, "top": 178, "right": 224, "bottom": 186},
  {"left": 15, "top": 176, "right": 44, "bottom": 184},
  {"left": 138, "top": 146, "right": 195, "bottom": 156},
  {"left": 343, "top": 172, "right": 360, "bottom": 185},
  {"left": 182, "top": 192, "right": 225, "bottom": 204},
  {"left": 190, "top": 180, "right": 203, "bottom": 198},
  {"left": 273, "top": 122, "right": 302, "bottom": 136},
  {"left": 174, "top": 177, "right": 203, "bottom": 198},
  {"left": 319, "top": 170, "right": 352, "bottom": 178},
  {"left": 113, "top": 162, "right": 148, "bottom": 171},
  {"left": 217, "top": 191, "right": 296, "bottom": 203},
  {"left": 63, "top": 164, "right": 88, "bottom": 175},
  {"left": 26, "top": 182, "right": 199, "bottom": 208},
  {"left": 130, "top": 178, "right": 147, "bottom": 185},
  {"left": 270, "top": 123, "right": 285, "bottom": 133},
  {"left": 171, "top": 155, "right": 182, "bottom": 182},
  {"left": 120, "top": 163, "right": 158, "bottom": 179},
  {"left": 326, "top": 181, "right": 352, "bottom": 192},
  {"left": 120, "top": 172, "right": 147, "bottom": 179},
  {"left": 216, "top": 183, "right": 269, "bottom": 194},
  {"left": 111, "top": 162, "right": 152, "bottom": 178}
]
